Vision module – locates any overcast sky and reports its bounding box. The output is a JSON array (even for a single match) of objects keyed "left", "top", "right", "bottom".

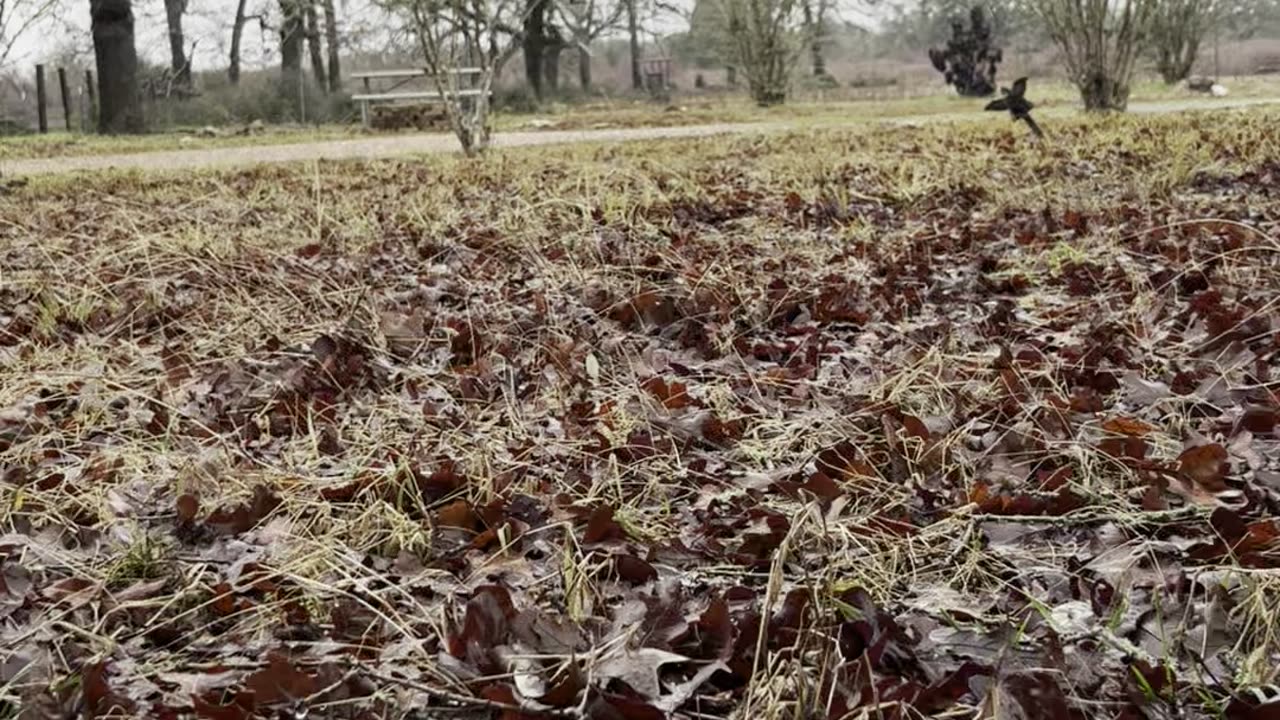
[{"left": 6, "top": 0, "right": 883, "bottom": 78}]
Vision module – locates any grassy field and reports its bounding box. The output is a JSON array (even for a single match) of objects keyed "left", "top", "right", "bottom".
[
  {"left": 3, "top": 73, "right": 1280, "bottom": 162},
  {"left": 2, "top": 107, "right": 1280, "bottom": 719}
]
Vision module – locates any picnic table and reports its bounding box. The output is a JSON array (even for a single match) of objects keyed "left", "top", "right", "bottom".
[{"left": 350, "top": 67, "right": 489, "bottom": 127}]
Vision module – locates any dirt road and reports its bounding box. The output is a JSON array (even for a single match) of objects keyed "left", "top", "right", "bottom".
[{"left": 4, "top": 97, "right": 1277, "bottom": 177}]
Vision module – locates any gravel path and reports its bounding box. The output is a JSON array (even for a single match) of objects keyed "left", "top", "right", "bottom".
[
  {"left": 2, "top": 124, "right": 780, "bottom": 177},
  {"left": 4, "top": 97, "right": 1277, "bottom": 177}
]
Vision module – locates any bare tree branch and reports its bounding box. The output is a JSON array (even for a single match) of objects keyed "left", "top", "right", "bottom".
[
  {"left": 713, "top": 0, "right": 811, "bottom": 104},
  {"left": 1022, "top": 0, "right": 1158, "bottom": 110},
  {"left": 388, "top": 0, "right": 529, "bottom": 155},
  {"left": 0, "top": 0, "right": 61, "bottom": 70}
]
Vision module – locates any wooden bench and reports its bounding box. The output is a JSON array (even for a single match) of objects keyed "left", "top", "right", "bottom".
[
  {"left": 349, "top": 68, "right": 490, "bottom": 127},
  {"left": 640, "top": 57, "right": 673, "bottom": 93}
]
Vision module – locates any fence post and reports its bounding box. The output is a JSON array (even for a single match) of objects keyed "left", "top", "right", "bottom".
[
  {"left": 58, "top": 68, "right": 73, "bottom": 132},
  {"left": 85, "top": 70, "right": 97, "bottom": 131},
  {"left": 36, "top": 64, "right": 49, "bottom": 134}
]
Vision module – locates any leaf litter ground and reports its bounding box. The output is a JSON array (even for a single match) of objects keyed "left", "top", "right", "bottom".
[{"left": 2, "top": 109, "right": 1280, "bottom": 720}]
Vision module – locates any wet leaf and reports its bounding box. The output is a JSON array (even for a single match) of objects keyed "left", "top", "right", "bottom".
[
  {"left": 1178, "top": 443, "right": 1230, "bottom": 492},
  {"left": 436, "top": 499, "right": 481, "bottom": 531},
  {"left": 204, "top": 486, "right": 281, "bottom": 535},
  {"left": 583, "top": 505, "right": 625, "bottom": 544},
  {"left": 613, "top": 555, "right": 658, "bottom": 585},
  {"left": 594, "top": 647, "right": 689, "bottom": 700},
  {"left": 243, "top": 650, "right": 316, "bottom": 705},
  {"left": 176, "top": 493, "right": 200, "bottom": 524}
]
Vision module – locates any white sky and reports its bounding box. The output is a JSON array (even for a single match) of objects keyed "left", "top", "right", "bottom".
[
  {"left": 5, "top": 0, "right": 884, "bottom": 77},
  {"left": 8, "top": 0, "right": 324, "bottom": 73}
]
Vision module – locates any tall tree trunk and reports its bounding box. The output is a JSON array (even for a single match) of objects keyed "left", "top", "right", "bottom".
[
  {"left": 803, "top": 0, "right": 824, "bottom": 76},
  {"left": 578, "top": 45, "right": 591, "bottom": 90},
  {"left": 627, "top": 0, "right": 641, "bottom": 90},
  {"left": 279, "top": 0, "right": 304, "bottom": 76},
  {"left": 1156, "top": 39, "right": 1199, "bottom": 83},
  {"left": 322, "top": 0, "right": 341, "bottom": 91},
  {"left": 543, "top": 50, "right": 560, "bottom": 92},
  {"left": 279, "top": 0, "right": 305, "bottom": 115},
  {"left": 305, "top": 1, "right": 327, "bottom": 92},
  {"left": 164, "top": 0, "right": 190, "bottom": 88},
  {"left": 543, "top": 31, "right": 563, "bottom": 93},
  {"left": 1080, "top": 71, "right": 1131, "bottom": 111},
  {"left": 229, "top": 0, "right": 247, "bottom": 84},
  {"left": 91, "top": 0, "right": 144, "bottom": 133},
  {"left": 522, "top": 0, "right": 547, "bottom": 99}
]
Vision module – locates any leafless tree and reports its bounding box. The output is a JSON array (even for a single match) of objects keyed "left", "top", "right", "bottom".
[
  {"left": 280, "top": 0, "right": 305, "bottom": 78},
  {"left": 1025, "top": 0, "right": 1159, "bottom": 110},
  {"left": 553, "top": 0, "right": 624, "bottom": 89},
  {"left": 713, "top": 0, "right": 811, "bottom": 104},
  {"left": 801, "top": 0, "right": 829, "bottom": 77},
  {"left": 91, "top": 0, "right": 145, "bottom": 132},
  {"left": 164, "top": 0, "right": 191, "bottom": 88},
  {"left": 227, "top": 0, "right": 270, "bottom": 84},
  {"left": 279, "top": 0, "right": 306, "bottom": 113},
  {"left": 396, "top": 0, "right": 524, "bottom": 155},
  {"left": 305, "top": 0, "right": 328, "bottom": 89},
  {"left": 1149, "top": 0, "right": 1216, "bottom": 83},
  {"left": 0, "top": 0, "right": 60, "bottom": 70},
  {"left": 229, "top": 0, "right": 250, "bottom": 82},
  {"left": 520, "top": 0, "right": 557, "bottom": 98},
  {"left": 627, "top": 0, "right": 640, "bottom": 88},
  {"left": 322, "top": 0, "right": 341, "bottom": 90}
]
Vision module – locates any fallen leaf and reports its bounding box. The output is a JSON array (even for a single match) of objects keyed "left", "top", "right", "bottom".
[
  {"left": 583, "top": 505, "right": 625, "bottom": 544},
  {"left": 176, "top": 493, "right": 200, "bottom": 524},
  {"left": 1102, "top": 417, "right": 1155, "bottom": 437},
  {"left": 594, "top": 647, "right": 690, "bottom": 700},
  {"left": 436, "top": 499, "right": 480, "bottom": 531},
  {"left": 243, "top": 651, "right": 316, "bottom": 705},
  {"left": 1178, "top": 443, "right": 1230, "bottom": 492}
]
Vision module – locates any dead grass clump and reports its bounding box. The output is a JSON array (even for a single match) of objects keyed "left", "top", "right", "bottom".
[{"left": 1, "top": 108, "right": 1280, "bottom": 718}]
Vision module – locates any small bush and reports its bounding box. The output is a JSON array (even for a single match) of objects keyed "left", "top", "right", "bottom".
[
  {"left": 143, "top": 72, "right": 356, "bottom": 130},
  {"left": 493, "top": 85, "right": 540, "bottom": 114},
  {"left": 848, "top": 75, "right": 897, "bottom": 89},
  {"left": 0, "top": 118, "right": 33, "bottom": 136},
  {"left": 370, "top": 104, "right": 451, "bottom": 131},
  {"left": 801, "top": 72, "right": 840, "bottom": 89}
]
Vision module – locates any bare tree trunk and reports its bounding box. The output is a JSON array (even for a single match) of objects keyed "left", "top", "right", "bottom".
[
  {"left": 627, "top": 0, "right": 641, "bottom": 90},
  {"left": 1156, "top": 46, "right": 1199, "bottom": 84},
  {"left": 279, "top": 0, "right": 305, "bottom": 115},
  {"left": 322, "top": 0, "right": 341, "bottom": 91},
  {"left": 1151, "top": 0, "right": 1206, "bottom": 84},
  {"left": 91, "top": 0, "right": 144, "bottom": 133},
  {"left": 1080, "top": 71, "right": 1131, "bottom": 110},
  {"left": 280, "top": 0, "right": 305, "bottom": 75},
  {"left": 523, "top": 0, "right": 548, "bottom": 99},
  {"left": 229, "top": 0, "right": 248, "bottom": 84},
  {"left": 543, "top": 50, "right": 560, "bottom": 91},
  {"left": 578, "top": 45, "right": 591, "bottom": 90},
  {"left": 305, "top": 1, "right": 327, "bottom": 91},
  {"left": 543, "top": 30, "right": 563, "bottom": 93},
  {"left": 1030, "top": 0, "right": 1156, "bottom": 112},
  {"left": 721, "top": 0, "right": 801, "bottom": 105},
  {"left": 164, "top": 0, "right": 190, "bottom": 88},
  {"left": 802, "top": 0, "right": 824, "bottom": 76},
  {"left": 403, "top": 0, "right": 523, "bottom": 157}
]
